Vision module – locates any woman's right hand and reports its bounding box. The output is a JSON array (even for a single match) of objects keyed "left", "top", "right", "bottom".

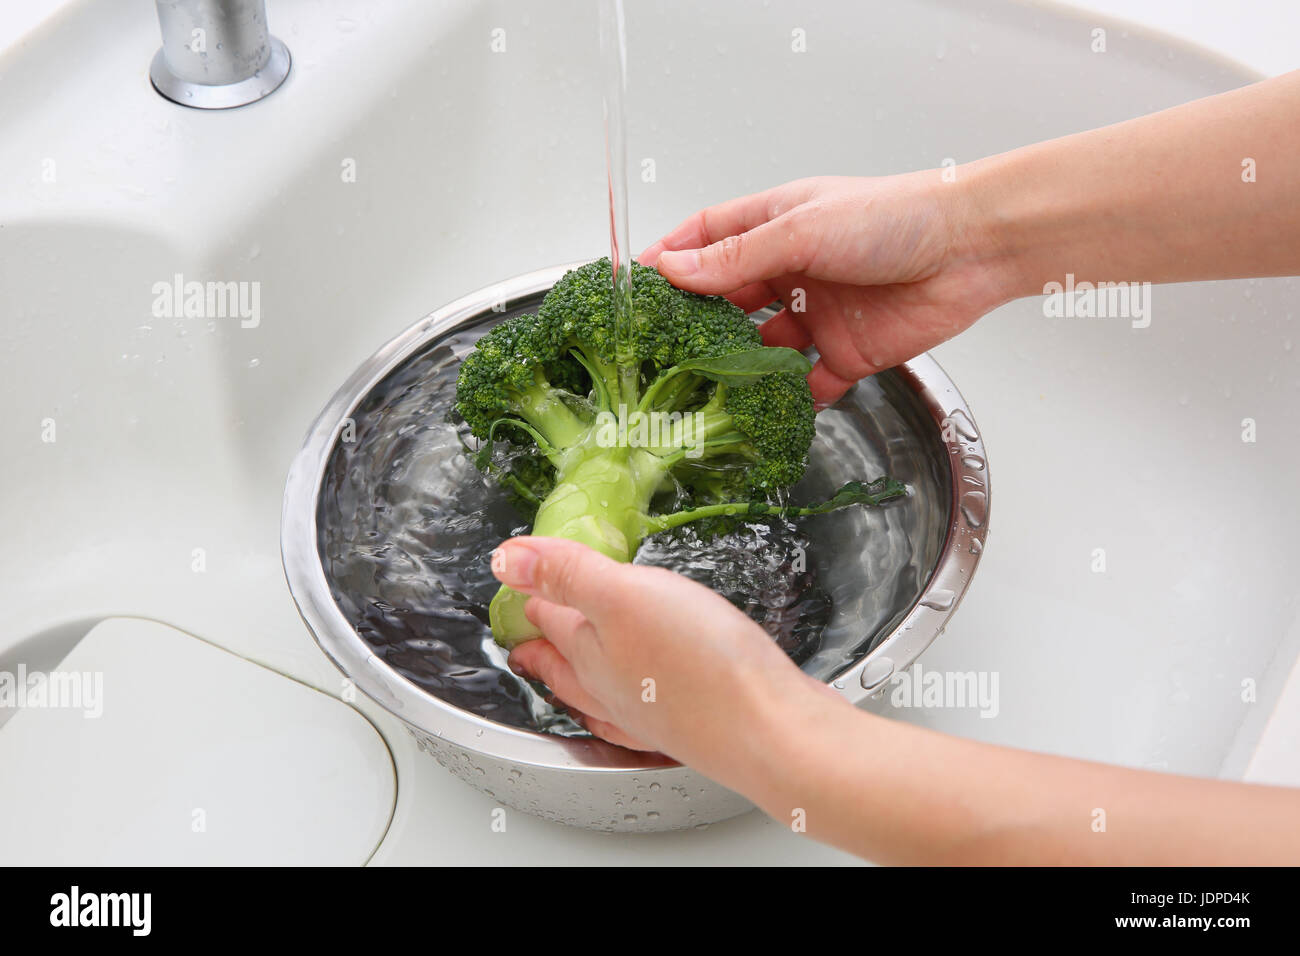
[{"left": 638, "top": 173, "right": 1014, "bottom": 407}]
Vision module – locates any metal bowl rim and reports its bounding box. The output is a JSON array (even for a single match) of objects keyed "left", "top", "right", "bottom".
[{"left": 280, "top": 260, "right": 990, "bottom": 772}]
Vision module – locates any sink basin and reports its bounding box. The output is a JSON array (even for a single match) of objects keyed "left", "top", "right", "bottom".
[{"left": 2, "top": 0, "right": 1296, "bottom": 862}]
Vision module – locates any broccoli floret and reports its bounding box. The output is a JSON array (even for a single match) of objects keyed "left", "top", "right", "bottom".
[{"left": 456, "top": 258, "right": 906, "bottom": 647}]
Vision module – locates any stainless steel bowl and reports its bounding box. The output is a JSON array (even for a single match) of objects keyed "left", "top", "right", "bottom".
[{"left": 281, "top": 262, "right": 989, "bottom": 832}]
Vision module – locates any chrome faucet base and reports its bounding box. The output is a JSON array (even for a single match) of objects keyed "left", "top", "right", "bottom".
[
  {"left": 150, "top": 36, "right": 290, "bottom": 109},
  {"left": 150, "top": 0, "right": 291, "bottom": 109}
]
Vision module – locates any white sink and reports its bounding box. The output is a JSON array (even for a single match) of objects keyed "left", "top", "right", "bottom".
[{"left": 2, "top": 0, "right": 1296, "bottom": 864}]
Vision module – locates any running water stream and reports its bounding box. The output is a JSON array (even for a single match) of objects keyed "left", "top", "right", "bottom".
[{"left": 599, "top": 0, "right": 638, "bottom": 405}]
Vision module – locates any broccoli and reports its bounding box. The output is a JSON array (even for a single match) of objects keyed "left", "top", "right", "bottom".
[{"left": 456, "top": 258, "right": 906, "bottom": 647}]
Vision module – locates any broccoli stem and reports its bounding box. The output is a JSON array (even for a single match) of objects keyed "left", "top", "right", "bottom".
[
  {"left": 641, "top": 501, "right": 816, "bottom": 533},
  {"left": 616, "top": 352, "right": 641, "bottom": 414},
  {"left": 637, "top": 366, "right": 701, "bottom": 414},
  {"left": 489, "top": 442, "right": 670, "bottom": 647},
  {"left": 642, "top": 392, "right": 741, "bottom": 458},
  {"left": 568, "top": 349, "right": 618, "bottom": 413},
  {"left": 641, "top": 477, "right": 909, "bottom": 533},
  {"left": 514, "top": 376, "right": 591, "bottom": 450},
  {"left": 482, "top": 417, "right": 561, "bottom": 467}
]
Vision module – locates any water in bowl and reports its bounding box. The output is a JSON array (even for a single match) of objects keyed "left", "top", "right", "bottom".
[{"left": 317, "top": 313, "right": 948, "bottom": 736}]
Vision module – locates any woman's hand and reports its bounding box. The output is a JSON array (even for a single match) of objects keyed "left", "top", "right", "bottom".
[
  {"left": 638, "top": 173, "right": 1014, "bottom": 407},
  {"left": 494, "top": 535, "right": 834, "bottom": 777}
]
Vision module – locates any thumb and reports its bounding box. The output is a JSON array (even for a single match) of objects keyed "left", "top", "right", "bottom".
[
  {"left": 655, "top": 216, "right": 801, "bottom": 295},
  {"left": 491, "top": 536, "right": 629, "bottom": 616}
]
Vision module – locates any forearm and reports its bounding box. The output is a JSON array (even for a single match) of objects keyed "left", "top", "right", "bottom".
[
  {"left": 958, "top": 69, "right": 1300, "bottom": 297},
  {"left": 727, "top": 682, "right": 1300, "bottom": 865}
]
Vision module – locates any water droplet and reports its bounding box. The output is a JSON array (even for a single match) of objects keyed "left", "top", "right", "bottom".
[
  {"left": 920, "top": 588, "right": 956, "bottom": 611},
  {"left": 859, "top": 656, "right": 894, "bottom": 691},
  {"left": 960, "top": 490, "right": 987, "bottom": 528},
  {"left": 944, "top": 408, "right": 979, "bottom": 441}
]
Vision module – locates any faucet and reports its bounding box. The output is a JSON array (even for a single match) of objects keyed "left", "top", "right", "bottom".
[{"left": 150, "top": 0, "right": 291, "bottom": 109}]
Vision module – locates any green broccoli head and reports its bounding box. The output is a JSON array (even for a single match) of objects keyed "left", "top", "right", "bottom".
[
  {"left": 456, "top": 258, "right": 814, "bottom": 486},
  {"left": 453, "top": 257, "right": 906, "bottom": 646},
  {"left": 723, "top": 370, "right": 818, "bottom": 490}
]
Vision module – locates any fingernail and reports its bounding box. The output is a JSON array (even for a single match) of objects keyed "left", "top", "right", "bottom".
[
  {"left": 658, "top": 249, "right": 700, "bottom": 276},
  {"left": 492, "top": 541, "right": 537, "bottom": 589}
]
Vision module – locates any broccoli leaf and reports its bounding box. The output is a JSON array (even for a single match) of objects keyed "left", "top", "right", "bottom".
[
  {"left": 669, "top": 347, "right": 812, "bottom": 384},
  {"left": 640, "top": 346, "right": 812, "bottom": 412}
]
